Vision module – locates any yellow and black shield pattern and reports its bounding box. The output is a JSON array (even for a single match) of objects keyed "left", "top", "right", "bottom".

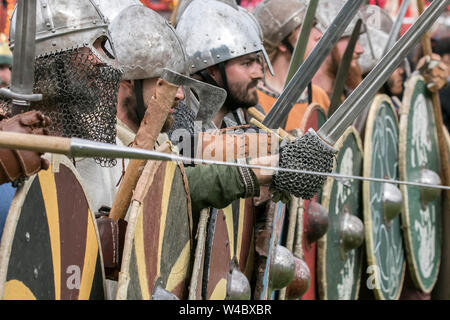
[
  {"left": 0, "top": 156, "right": 105, "bottom": 300},
  {"left": 202, "top": 198, "right": 255, "bottom": 300},
  {"left": 117, "top": 161, "right": 192, "bottom": 300}
]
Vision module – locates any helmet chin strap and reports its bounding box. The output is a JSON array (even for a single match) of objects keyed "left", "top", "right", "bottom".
[{"left": 134, "top": 79, "right": 146, "bottom": 124}]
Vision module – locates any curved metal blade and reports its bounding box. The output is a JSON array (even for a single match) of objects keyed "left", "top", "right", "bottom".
[
  {"left": 161, "top": 68, "right": 226, "bottom": 125},
  {"left": 318, "top": 0, "right": 449, "bottom": 146},
  {"left": 0, "top": 0, "right": 42, "bottom": 111},
  {"left": 262, "top": 0, "right": 365, "bottom": 129}
]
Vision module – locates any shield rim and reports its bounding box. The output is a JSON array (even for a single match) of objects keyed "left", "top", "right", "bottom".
[
  {"left": 317, "top": 125, "right": 364, "bottom": 300},
  {"left": 0, "top": 154, "right": 106, "bottom": 300},
  {"left": 362, "top": 94, "right": 406, "bottom": 300},
  {"left": 281, "top": 102, "right": 327, "bottom": 300},
  {"left": 299, "top": 103, "right": 327, "bottom": 133},
  {"left": 116, "top": 160, "right": 193, "bottom": 300},
  {"left": 399, "top": 75, "right": 442, "bottom": 293}
]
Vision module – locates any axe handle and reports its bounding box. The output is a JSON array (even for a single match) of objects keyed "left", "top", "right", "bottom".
[
  {"left": 109, "top": 79, "right": 179, "bottom": 222},
  {"left": 417, "top": 0, "right": 450, "bottom": 200},
  {"left": 0, "top": 131, "right": 71, "bottom": 155},
  {"left": 248, "top": 107, "right": 291, "bottom": 139},
  {"left": 250, "top": 118, "right": 283, "bottom": 141}
]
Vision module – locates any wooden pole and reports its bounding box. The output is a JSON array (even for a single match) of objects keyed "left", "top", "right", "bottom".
[
  {"left": 416, "top": 0, "right": 450, "bottom": 203},
  {"left": 109, "top": 79, "right": 179, "bottom": 222}
]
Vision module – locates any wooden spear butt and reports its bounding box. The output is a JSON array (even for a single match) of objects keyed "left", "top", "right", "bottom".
[{"left": 109, "top": 79, "right": 179, "bottom": 222}]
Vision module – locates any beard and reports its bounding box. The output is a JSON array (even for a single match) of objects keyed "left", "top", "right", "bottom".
[
  {"left": 225, "top": 78, "right": 259, "bottom": 111},
  {"left": 330, "top": 46, "right": 363, "bottom": 90}
]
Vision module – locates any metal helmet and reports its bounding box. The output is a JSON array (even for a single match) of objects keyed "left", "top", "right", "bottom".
[
  {"left": 174, "top": 0, "right": 238, "bottom": 26},
  {"left": 93, "top": 0, "right": 142, "bottom": 23},
  {"left": 253, "top": 0, "right": 308, "bottom": 53},
  {"left": 176, "top": 0, "right": 274, "bottom": 76},
  {"left": 315, "top": 0, "right": 366, "bottom": 39},
  {"left": 358, "top": 5, "right": 394, "bottom": 74},
  {"left": 9, "top": 0, "right": 117, "bottom": 68},
  {"left": 109, "top": 5, "right": 188, "bottom": 80}
]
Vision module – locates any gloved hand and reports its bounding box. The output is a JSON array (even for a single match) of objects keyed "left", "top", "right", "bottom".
[
  {"left": 416, "top": 54, "right": 449, "bottom": 93},
  {"left": 271, "top": 130, "right": 336, "bottom": 200},
  {"left": 0, "top": 110, "right": 51, "bottom": 186},
  {"left": 269, "top": 185, "right": 292, "bottom": 204}
]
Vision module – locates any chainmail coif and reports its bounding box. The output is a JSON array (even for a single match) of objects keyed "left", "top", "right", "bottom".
[
  {"left": 272, "top": 129, "right": 337, "bottom": 200},
  {"left": 3, "top": 47, "right": 122, "bottom": 167}
]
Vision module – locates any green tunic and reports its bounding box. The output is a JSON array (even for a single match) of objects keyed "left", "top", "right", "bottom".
[{"left": 185, "top": 164, "right": 260, "bottom": 215}]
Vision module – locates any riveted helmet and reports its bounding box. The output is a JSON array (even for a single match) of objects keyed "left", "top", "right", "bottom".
[
  {"left": 253, "top": 0, "right": 308, "bottom": 54},
  {"left": 109, "top": 4, "right": 188, "bottom": 80},
  {"left": 7, "top": 0, "right": 123, "bottom": 166},
  {"left": 315, "top": 0, "right": 366, "bottom": 39},
  {"left": 9, "top": 0, "right": 118, "bottom": 69},
  {"left": 358, "top": 5, "right": 394, "bottom": 74},
  {"left": 176, "top": 0, "right": 273, "bottom": 76},
  {"left": 93, "top": 0, "right": 142, "bottom": 24}
]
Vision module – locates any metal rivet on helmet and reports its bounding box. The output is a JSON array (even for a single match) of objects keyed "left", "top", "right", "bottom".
[
  {"left": 176, "top": 0, "right": 273, "bottom": 75},
  {"left": 9, "top": 0, "right": 114, "bottom": 61},
  {"left": 108, "top": 5, "right": 189, "bottom": 80},
  {"left": 253, "top": 0, "right": 308, "bottom": 52}
]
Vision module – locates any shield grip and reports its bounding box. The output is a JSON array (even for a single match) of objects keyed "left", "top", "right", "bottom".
[{"left": 109, "top": 79, "right": 179, "bottom": 222}]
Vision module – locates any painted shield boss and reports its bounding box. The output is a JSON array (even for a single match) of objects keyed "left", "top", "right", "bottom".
[
  {"left": 399, "top": 75, "right": 442, "bottom": 293},
  {"left": 318, "top": 126, "right": 364, "bottom": 300},
  {"left": 0, "top": 155, "right": 105, "bottom": 300},
  {"left": 363, "top": 94, "right": 405, "bottom": 300}
]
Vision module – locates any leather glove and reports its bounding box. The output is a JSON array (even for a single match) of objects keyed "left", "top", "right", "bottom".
[
  {"left": 417, "top": 54, "right": 449, "bottom": 93},
  {"left": 0, "top": 110, "right": 51, "bottom": 185}
]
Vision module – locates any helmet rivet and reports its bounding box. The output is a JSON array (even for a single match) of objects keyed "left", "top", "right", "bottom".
[
  {"left": 191, "top": 64, "right": 195, "bottom": 68},
  {"left": 52, "top": 42, "right": 56, "bottom": 46},
  {"left": 216, "top": 55, "right": 220, "bottom": 59},
  {"left": 42, "top": 4, "right": 47, "bottom": 8},
  {"left": 93, "top": 20, "right": 97, "bottom": 24},
  {"left": 46, "top": 22, "right": 51, "bottom": 28},
  {"left": 203, "top": 60, "right": 207, "bottom": 64}
]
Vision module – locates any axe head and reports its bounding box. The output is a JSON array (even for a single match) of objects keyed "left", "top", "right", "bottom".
[{"left": 160, "top": 68, "right": 226, "bottom": 125}]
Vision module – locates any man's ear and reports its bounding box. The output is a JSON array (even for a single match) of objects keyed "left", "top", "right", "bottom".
[
  {"left": 277, "top": 42, "right": 289, "bottom": 54},
  {"left": 206, "top": 65, "right": 222, "bottom": 85},
  {"left": 119, "top": 79, "right": 134, "bottom": 94}
]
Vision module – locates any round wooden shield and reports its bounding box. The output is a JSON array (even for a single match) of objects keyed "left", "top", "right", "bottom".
[
  {"left": 0, "top": 155, "right": 105, "bottom": 300},
  {"left": 202, "top": 198, "right": 255, "bottom": 300},
  {"left": 298, "top": 103, "right": 327, "bottom": 300},
  {"left": 399, "top": 75, "right": 442, "bottom": 293},
  {"left": 363, "top": 94, "right": 405, "bottom": 300},
  {"left": 282, "top": 103, "right": 327, "bottom": 300},
  {"left": 318, "top": 126, "right": 364, "bottom": 300},
  {"left": 299, "top": 103, "right": 327, "bottom": 134},
  {"left": 116, "top": 161, "right": 192, "bottom": 300}
]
